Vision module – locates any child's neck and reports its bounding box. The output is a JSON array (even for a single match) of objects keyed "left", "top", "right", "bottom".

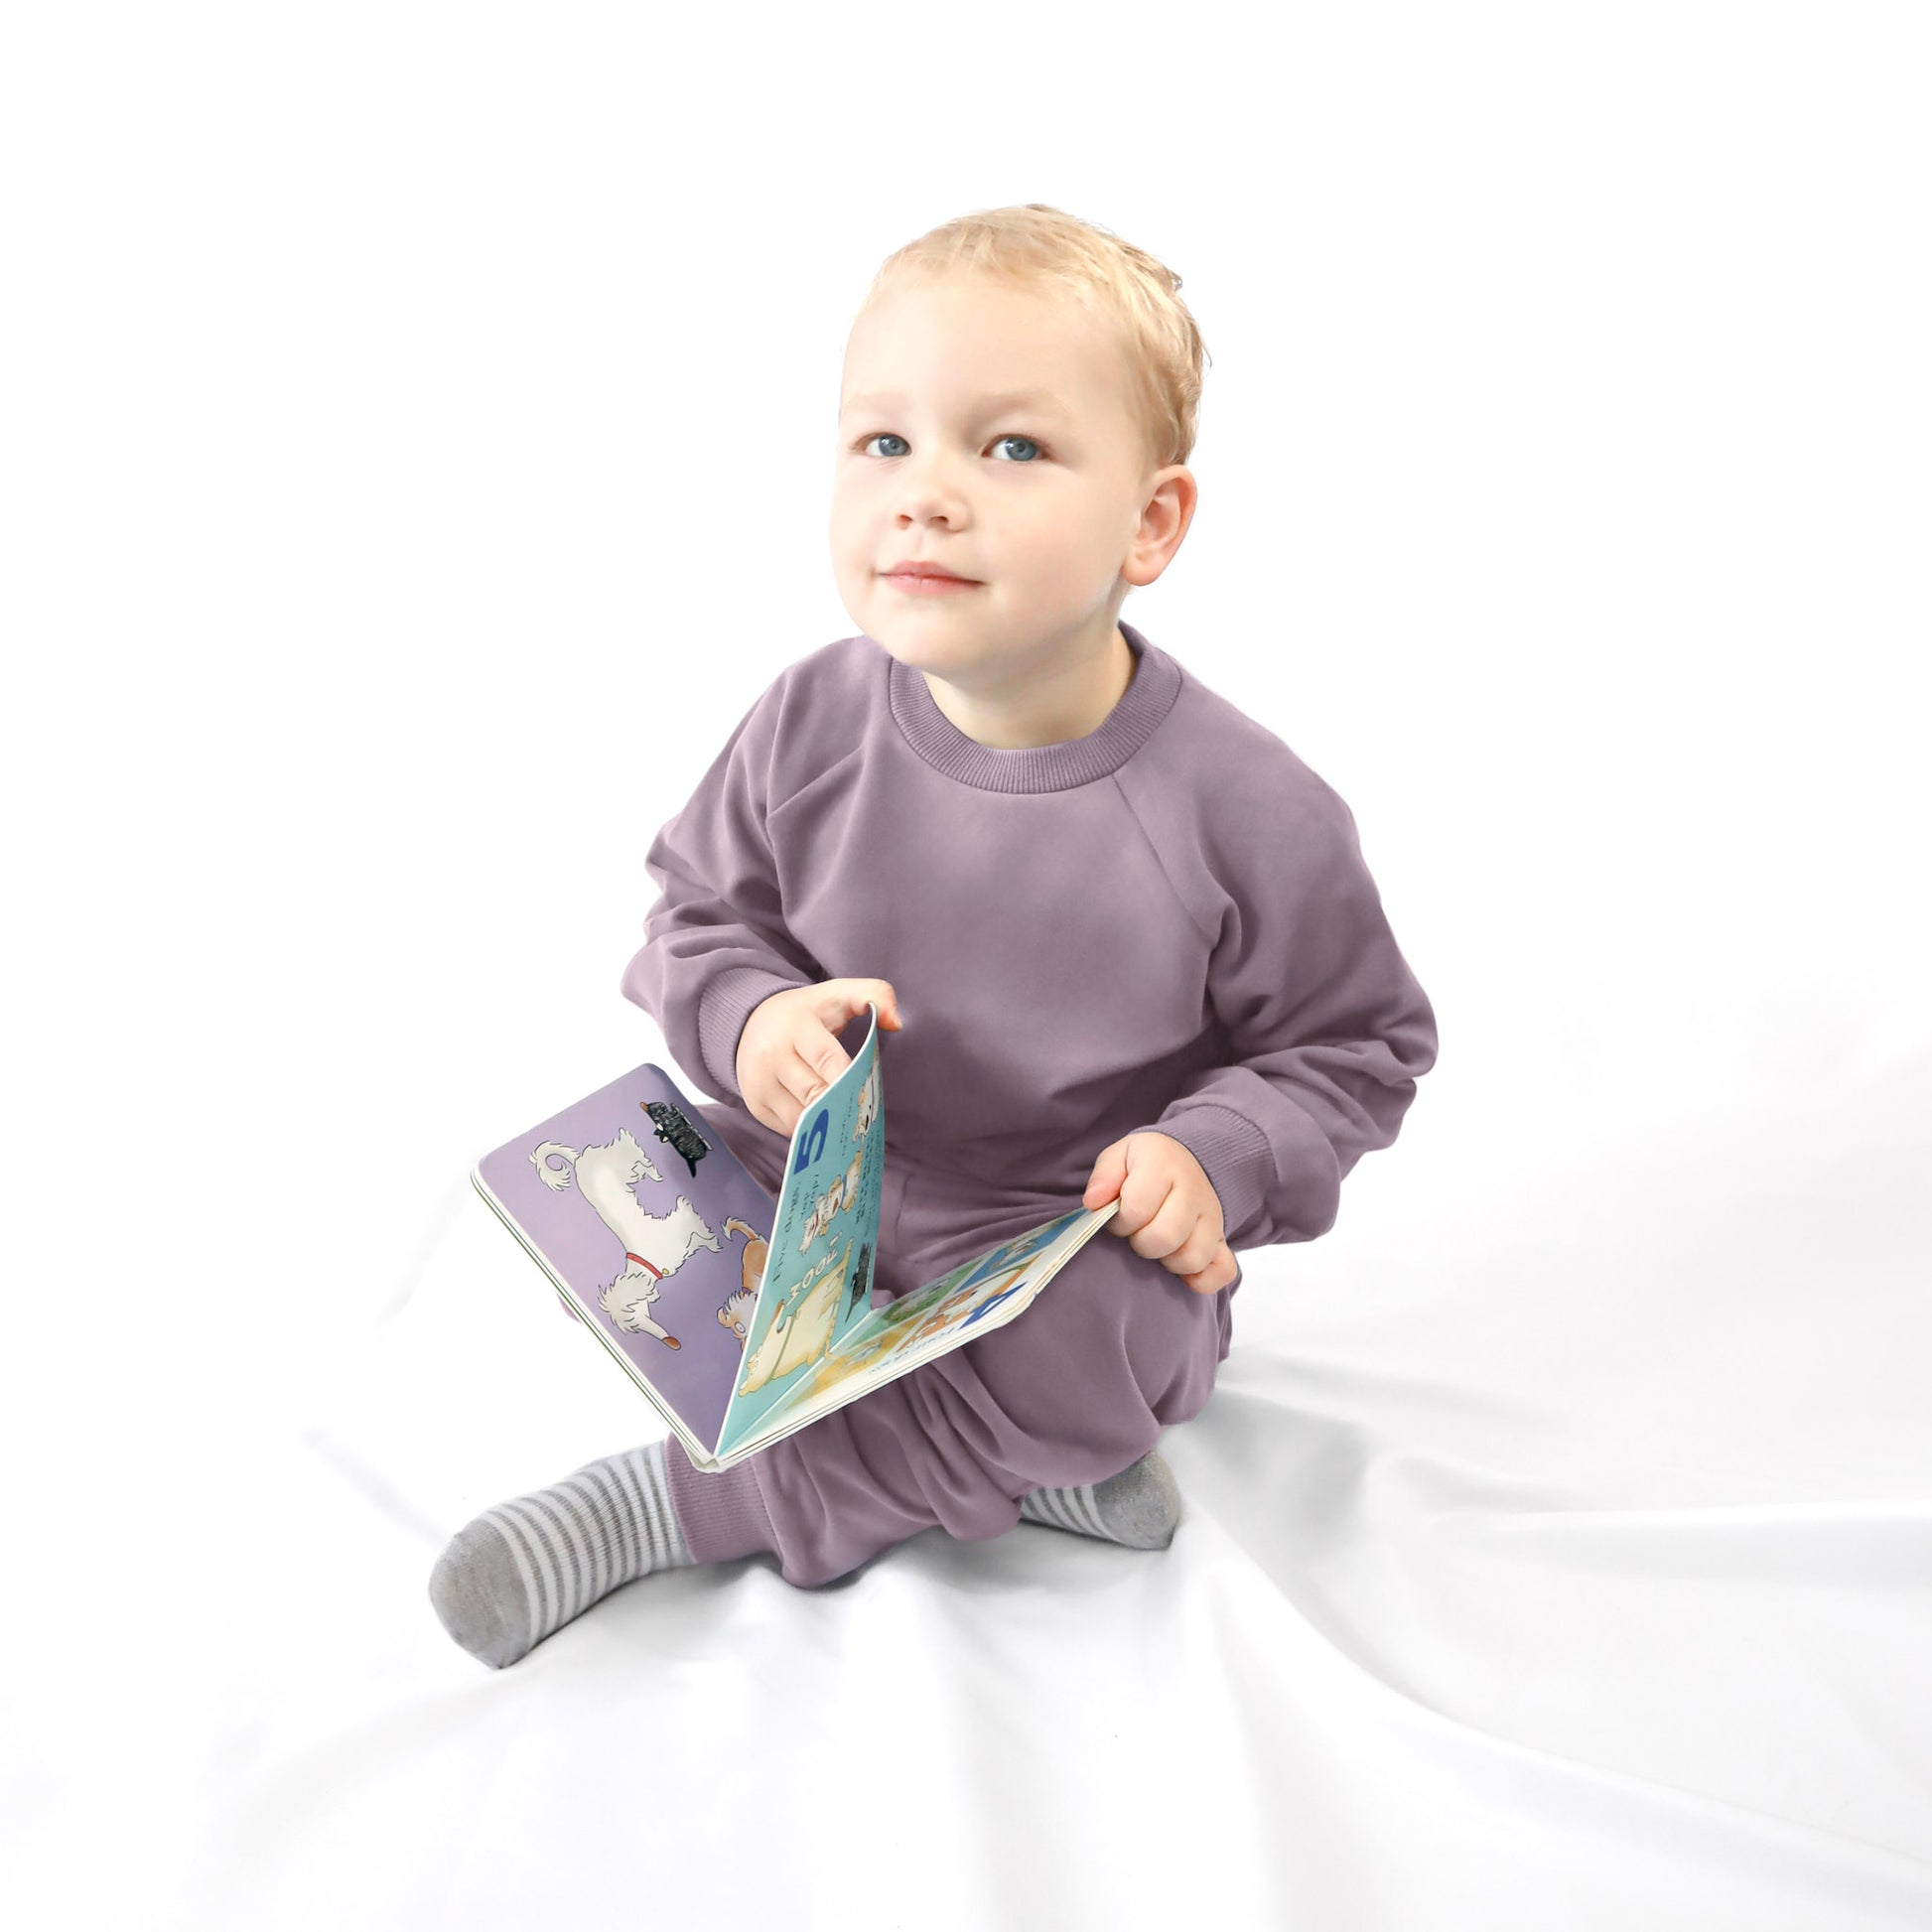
[{"left": 923, "top": 624, "right": 1138, "bottom": 750}]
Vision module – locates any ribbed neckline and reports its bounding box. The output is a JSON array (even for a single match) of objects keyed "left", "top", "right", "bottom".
[{"left": 885, "top": 620, "right": 1181, "bottom": 793}]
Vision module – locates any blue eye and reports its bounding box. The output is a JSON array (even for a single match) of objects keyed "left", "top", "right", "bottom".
[{"left": 854, "top": 431, "right": 1047, "bottom": 464}]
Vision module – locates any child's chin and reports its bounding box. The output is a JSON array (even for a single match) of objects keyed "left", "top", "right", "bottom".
[{"left": 868, "top": 634, "right": 938, "bottom": 670}]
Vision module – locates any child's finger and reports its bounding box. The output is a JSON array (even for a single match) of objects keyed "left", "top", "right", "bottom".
[
  {"left": 1179, "top": 1240, "right": 1238, "bottom": 1296},
  {"left": 1082, "top": 1138, "right": 1131, "bottom": 1218},
  {"left": 817, "top": 978, "right": 900, "bottom": 1033},
  {"left": 781, "top": 1045, "right": 845, "bottom": 1114}
]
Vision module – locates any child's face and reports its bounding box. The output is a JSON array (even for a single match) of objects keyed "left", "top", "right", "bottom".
[{"left": 830, "top": 275, "right": 1194, "bottom": 715}]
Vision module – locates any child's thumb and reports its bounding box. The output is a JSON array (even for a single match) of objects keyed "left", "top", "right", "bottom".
[
  {"left": 1083, "top": 1137, "right": 1130, "bottom": 1207},
  {"left": 861, "top": 978, "right": 903, "bottom": 1028}
]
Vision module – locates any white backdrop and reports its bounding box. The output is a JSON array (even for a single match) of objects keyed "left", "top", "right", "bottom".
[{"left": 6, "top": 5, "right": 1929, "bottom": 1928}]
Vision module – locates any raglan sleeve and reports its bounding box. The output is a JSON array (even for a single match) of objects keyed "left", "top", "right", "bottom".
[
  {"left": 620, "top": 677, "right": 824, "bottom": 1105},
  {"left": 1126, "top": 771, "right": 1439, "bottom": 1251}
]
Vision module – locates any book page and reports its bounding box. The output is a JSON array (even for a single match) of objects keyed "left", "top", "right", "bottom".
[
  {"left": 472, "top": 1060, "right": 789, "bottom": 1457},
  {"left": 710, "top": 1003, "right": 889, "bottom": 1462},
  {"left": 719, "top": 1199, "right": 1121, "bottom": 1463}
]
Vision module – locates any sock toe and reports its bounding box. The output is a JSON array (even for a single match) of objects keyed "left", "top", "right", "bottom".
[
  {"left": 1092, "top": 1448, "right": 1181, "bottom": 1550},
  {"left": 429, "top": 1518, "right": 533, "bottom": 1670}
]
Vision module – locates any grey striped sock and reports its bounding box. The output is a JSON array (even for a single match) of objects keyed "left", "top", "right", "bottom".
[
  {"left": 429, "top": 1439, "right": 695, "bottom": 1669},
  {"left": 1018, "top": 1447, "right": 1181, "bottom": 1551}
]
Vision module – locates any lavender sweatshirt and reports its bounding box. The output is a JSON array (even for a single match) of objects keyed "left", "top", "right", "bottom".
[{"left": 621, "top": 621, "right": 1438, "bottom": 1251}]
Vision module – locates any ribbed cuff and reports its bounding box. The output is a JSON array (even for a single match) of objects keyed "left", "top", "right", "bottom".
[
  {"left": 1127, "top": 1103, "right": 1278, "bottom": 1248},
  {"left": 664, "top": 1436, "right": 778, "bottom": 1565},
  {"left": 698, "top": 966, "right": 812, "bottom": 1101}
]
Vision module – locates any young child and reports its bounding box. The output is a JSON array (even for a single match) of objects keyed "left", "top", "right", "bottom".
[{"left": 431, "top": 203, "right": 1439, "bottom": 1668}]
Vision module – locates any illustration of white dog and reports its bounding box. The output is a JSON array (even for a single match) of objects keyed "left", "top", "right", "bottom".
[
  {"left": 738, "top": 1239, "right": 854, "bottom": 1396},
  {"left": 715, "top": 1220, "right": 768, "bottom": 1346},
  {"left": 530, "top": 1127, "right": 721, "bottom": 1346},
  {"left": 800, "top": 1152, "right": 865, "bottom": 1254},
  {"left": 853, "top": 1062, "right": 879, "bottom": 1139}
]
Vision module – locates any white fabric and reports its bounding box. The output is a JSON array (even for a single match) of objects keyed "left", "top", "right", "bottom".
[
  {"left": 11, "top": 14, "right": 1929, "bottom": 1926},
  {"left": 43, "top": 1078, "right": 1927, "bottom": 1931}
]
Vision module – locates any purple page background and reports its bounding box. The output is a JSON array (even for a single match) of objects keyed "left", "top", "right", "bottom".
[{"left": 475, "top": 1063, "right": 777, "bottom": 1452}]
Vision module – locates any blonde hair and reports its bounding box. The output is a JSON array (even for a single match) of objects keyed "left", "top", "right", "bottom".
[{"left": 849, "top": 203, "right": 1210, "bottom": 480}]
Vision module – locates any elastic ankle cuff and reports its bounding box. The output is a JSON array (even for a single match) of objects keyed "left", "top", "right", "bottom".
[{"left": 665, "top": 1439, "right": 776, "bottom": 1564}]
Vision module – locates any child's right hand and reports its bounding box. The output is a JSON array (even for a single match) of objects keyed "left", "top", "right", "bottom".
[{"left": 734, "top": 978, "right": 903, "bottom": 1139}]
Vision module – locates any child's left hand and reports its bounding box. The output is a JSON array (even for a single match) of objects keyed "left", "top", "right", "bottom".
[{"left": 1082, "top": 1133, "right": 1238, "bottom": 1296}]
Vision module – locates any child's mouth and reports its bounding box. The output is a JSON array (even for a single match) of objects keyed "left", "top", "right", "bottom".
[{"left": 887, "top": 575, "right": 982, "bottom": 597}]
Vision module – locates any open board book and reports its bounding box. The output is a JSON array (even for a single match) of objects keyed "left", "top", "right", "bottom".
[{"left": 471, "top": 1002, "right": 1122, "bottom": 1471}]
